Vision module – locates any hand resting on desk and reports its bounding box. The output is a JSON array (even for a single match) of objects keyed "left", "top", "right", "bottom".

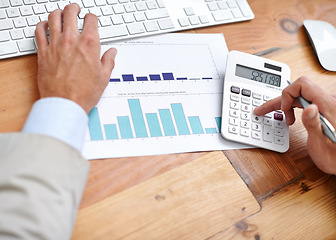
[{"left": 255, "top": 76, "right": 336, "bottom": 175}]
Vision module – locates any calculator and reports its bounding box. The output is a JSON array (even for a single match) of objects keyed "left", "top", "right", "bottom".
[{"left": 221, "top": 51, "right": 290, "bottom": 153}]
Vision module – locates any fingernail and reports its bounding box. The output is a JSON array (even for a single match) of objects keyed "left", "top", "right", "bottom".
[{"left": 307, "top": 106, "right": 317, "bottom": 119}]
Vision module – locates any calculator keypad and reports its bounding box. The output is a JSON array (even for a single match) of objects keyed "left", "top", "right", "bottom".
[{"left": 228, "top": 85, "right": 285, "bottom": 145}]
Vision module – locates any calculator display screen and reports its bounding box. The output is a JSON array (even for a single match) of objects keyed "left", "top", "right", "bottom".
[{"left": 235, "top": 64, "right": 281, "bottom": 87}]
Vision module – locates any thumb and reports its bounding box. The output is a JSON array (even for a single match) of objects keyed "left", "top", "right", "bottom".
[
  {"left": 302, "top": 104, "right": 323, "bottom": 138},
  {"left": 101, "top": 48, "right": 117, "bottom": 80}
]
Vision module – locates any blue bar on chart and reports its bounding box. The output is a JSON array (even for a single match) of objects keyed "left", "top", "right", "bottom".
[
  {"left": 177, "top": 77, "right": 188, "bottom": 80},
  {"left": 162, "top": 73, "right": 174, "bottom": 80},
  {"left": 104, "top": 124, "right": 119, "bottom": 140},
  {"left": 136, "top": 76, "right": 148, "bottom": 81},
  {"left": 202, "top": 77, "right": 213, "bottom": 80},
  {"left": 149, "top": 74, "right": 161, "bottom": 81},
  {"left": 110, "top": 78, "right": 121, "bottom": 82},
  {"left": 88, "top": 108, "right": 104, "bottom": 141},
  {"left": 122, "top": 74, "right": 135, "bottom": 81},
  {"left": 128, "top": 99, "right": 148, "bottom": 138},
  {"left": 159, "top": 109, "right": 176, "bottom": 136},
  {"left": 117, "top": 116, "right": 134, "bottom": 139},
  {"left": 188, "top": 116, "right": 204, "bottom": 134},
  {"left": 205, "top": 128, "right": 217, "bottom": 134},
  {"left": 171, "top": 103, "right": 190, "bottom": 135},
  {"left": 215, "top": 117, "right": 222, "bottom": 132},
  {"left": 146, "top": 113, "right": 163, "bottom": 137}
]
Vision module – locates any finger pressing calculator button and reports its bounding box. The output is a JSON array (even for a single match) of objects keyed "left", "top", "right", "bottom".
[
  {"left": 242, "top": 89, "right": 251, "bottom": 97},
  {"left": 251, "top": 114, "right": 262, "bottom": 123},
  {"left": 231, "top": 86, "right": 240, "bottom": 94}
]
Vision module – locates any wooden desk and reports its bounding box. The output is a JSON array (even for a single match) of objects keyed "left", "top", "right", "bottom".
[{"left": 1, "top": 0, "right": 336, "bottom": 239}]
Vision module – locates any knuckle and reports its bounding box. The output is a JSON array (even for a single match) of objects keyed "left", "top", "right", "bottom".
[{"left": 82, "top": 33, "right": 98, "bottom": 46}]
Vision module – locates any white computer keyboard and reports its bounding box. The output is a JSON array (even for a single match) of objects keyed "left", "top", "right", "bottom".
[{"left": 0, "top": 0, "right": 254, "bottom": 59}]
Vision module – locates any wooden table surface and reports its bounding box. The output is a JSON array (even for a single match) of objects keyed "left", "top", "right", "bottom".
[{"left": 1, "top": 0, "right": 336, "bottom": 239}]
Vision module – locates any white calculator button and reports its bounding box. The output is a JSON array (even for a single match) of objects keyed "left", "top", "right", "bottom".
[
  {"left": 252, "top": 123, "right": 261, "bottom": 132},
  {"left": 252, "top": 131, "right": 261, "bottom": 140},
  {"left": 241, "top": 104, "right": 250, "bottom": 112},
  {"left": 264, "top": 113, "right": 272, "bottom": 118},
  {"left": 263, "top": 118, "right": 272, "bottom": 126},
  {"left": 229, "top": 117, "right": 239, "bottom": 126},
  {"left": 252, "top": 92, "right": 262, "bottom": 99},
  {"left": 228, "top": 125, "right": 238, "bottom": 134},
  {"left": 274, "top": 120, "right": 285, "bottom": 129},
  {"left": 263, "top": 126, "right": 273, "bottom": 142},
  {"left": 240, "top": 129, "right": 250, "bottom": 137},
  {"left": 240, "top": 120, "right": 249, "bottom": 129},
  {"left": 241, "top": 96, "right": 251, "bottom": 104},
  {"left": 252, "top": 99, "right": 262, "bottom": 107},
  {"left": 274, "top": 128, "right": 284, "bottom": 137},
  {"left": 251, "top": 113, "right": 262, "bottom": 123},
  {"left": 241, "top": 112, "right": 249, "bottom": 120},
  {"left": 274, "top": 136, "right": 284, "bottom": 145},
  {"left": 230, "top": 94, "right": 240, "bottom": 102},
  {"left": 230, "top": 101, "right": 239, "bottom": 109},
  {"left": 263, "top": 95, "right": 272, "bottom": 101},
  {"left": 229, "top": 109, "right": 239, "bottom": 118}
]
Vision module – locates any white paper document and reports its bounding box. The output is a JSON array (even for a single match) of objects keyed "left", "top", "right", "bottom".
[{"left": 83, "top": 33, "right": 249, "bottom": 159}]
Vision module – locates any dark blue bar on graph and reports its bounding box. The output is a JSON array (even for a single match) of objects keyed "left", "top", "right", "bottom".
[
  {"left": 149, "top": 74, "right": 161, "bottom": 81},
  {"left": 122, "top": 74, "right": 135, "bottom": 81},
  {"left": 177, "top": 77, "right": 187, "bottom": 80},
  {"left": 136, "top": 76, "right": 148, "bottom": 81},
  {"left": 202, "top": 77, "right": 213, "bottom": 80},
  {"left": 110, "top": 78, "right": 121, "bottom": 82},
  {"left": 162, "top": 73, "right": 174, "bottom": 80}
]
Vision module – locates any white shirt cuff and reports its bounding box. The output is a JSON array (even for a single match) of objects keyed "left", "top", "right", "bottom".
[{"left": 22, "top": 97, "right": 88, "bottom": 153}]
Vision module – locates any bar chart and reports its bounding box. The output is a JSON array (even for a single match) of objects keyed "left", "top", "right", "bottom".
[
  {"left": 82, "top": 34, "right": 249, "bottom": 159},
  {"left": 88, "top": 98, "right": 222, "bottom": 141}
]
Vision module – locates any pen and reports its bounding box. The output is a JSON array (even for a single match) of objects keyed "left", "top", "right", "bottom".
[{"left": 287, "top": 80, "right": 336, "bottom": 143}]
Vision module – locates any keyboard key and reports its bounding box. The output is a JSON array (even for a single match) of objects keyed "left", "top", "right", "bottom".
[
  {"left": 274, "top": 136, "right": 284, "bottom": 145},
  {"left": 229, "top": 109, "right": 238, "bottom": 118},
  {"left": 17, "top": 39, "right": 35, "bottom": 52},
  {"left": 230, "top": 101, "right": 239, "bottom": 109},
  {"left": 212, "top": 10, "right": 233, "bottom": 22},
  {"left": 189, "top": 16, "right": 200, "bottom": 25},
  {"left": 236, "top": 0, "right": 253, "bottom": 17},
  {"left": 20, "top": 6, "right": 34, "bottom": 16},
  {"left": 157, "top": 18, "right": 174, "bottom": 30},
  {"left": 127, "top": 22, "right": 145, "bottom": 34},
  {"left": 143, "top": 20, "right": 158, "bottom": 32},
  {"left": 227, "top": 0, "right": 237, "bottom": 8},
  {"left": 135, "top": 2, "right": 146, "bottom": 11},
  {"left": 228, "top": 125, "right": 238, "bottom": 134},
  {"left": 183, "top": 7, "right": 195, "bottom": 16},
  {"left": 207, "top": 2, "right": 218, "bottom": 11},
  {"left": 146, "top": 0, "right": 157, "bottom": 10},
  {"left": 10, "top": 0, "right": 23, "bottom": 6},
  {"left": 0, "top": 9, "right": 5, "bottom": 19},
  {"left": 252, "top": 131, "right": 261, "bottom": 140},
  {"left": 23, "top": 27, "right": 35, "bottom": 38},
  {"left": 111, "top": 15, "right": 123, "bottom": 24},
  {"left": 6, "top": 8, "right": 20, "bottom": 18},
  {"left": 217, "top": 1, "right": 228, "bottom": 10},
  {"left": 99, "top": 16, "right": 112, "bottom": 26},
  {"left": 0, "top": 41, "right": 17, "bottom": 55},
  {"left": 232, "top": 8, "right": 243, "bottom": 18},
  {"left": 229, "top": 117, "right": 238, "bottom": 126},
  {"left": 98, "top": 25, "right": 128, "bottom": 39},
  {"left": 240, "top": 120, "right": 249, "bottom": 129},
  {"left": 13, "top": 18, "right": 26, "bottom": 28},
  {"left": 0, "top": 19, "right": 13, "bottom": 30},
  {"left": 145, "top": 9, "right": 169, "bottom": 20},
  {"left": 0, "top": 30, "right": 10, "bottom": 41},
  {"left": 199, "top": 15, "right": 210, "bottom": 24},
  {"left": 134, "top": 12, "right": 146, "bottom": 21},
  {"left": 101, "top": 6, "right": 114, "bottom": 15},
  {"left": 26, "top": 16, "right": 40, "bottom": 26},
  {"left": 0, "top": 0, "right": 10, "bottom": 8},
  {"left": 33, "top": 5, "right": 47, "bottom": 14}
]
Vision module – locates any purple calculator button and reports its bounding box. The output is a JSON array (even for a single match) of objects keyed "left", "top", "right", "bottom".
[{"left": 274, "top": 113, "right": 284, "bottom": 121}]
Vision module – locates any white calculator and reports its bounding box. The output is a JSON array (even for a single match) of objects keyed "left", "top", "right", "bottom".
[{"left": 221, "top": 50, "right": 290, "bottom": 153}]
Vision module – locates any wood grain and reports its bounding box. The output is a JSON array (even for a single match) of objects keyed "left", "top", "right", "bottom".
[
  {"left": 72, "top": 151, "right": 260, "bottom": 240},
  {"left": 210, "top": 176, "right": 336, "bottom": 239}
]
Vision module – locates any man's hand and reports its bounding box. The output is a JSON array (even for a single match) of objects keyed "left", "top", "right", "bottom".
[
  {"left": 35, "top": 4, "right": 117, "bottom": 114},
  {"left": 254, "top": 76, "right": 336, "bottom": 175}
]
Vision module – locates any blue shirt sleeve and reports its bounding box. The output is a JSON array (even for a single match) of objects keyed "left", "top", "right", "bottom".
[{"left": 22, "top": 97, "right": 88, "bottom": 153}]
